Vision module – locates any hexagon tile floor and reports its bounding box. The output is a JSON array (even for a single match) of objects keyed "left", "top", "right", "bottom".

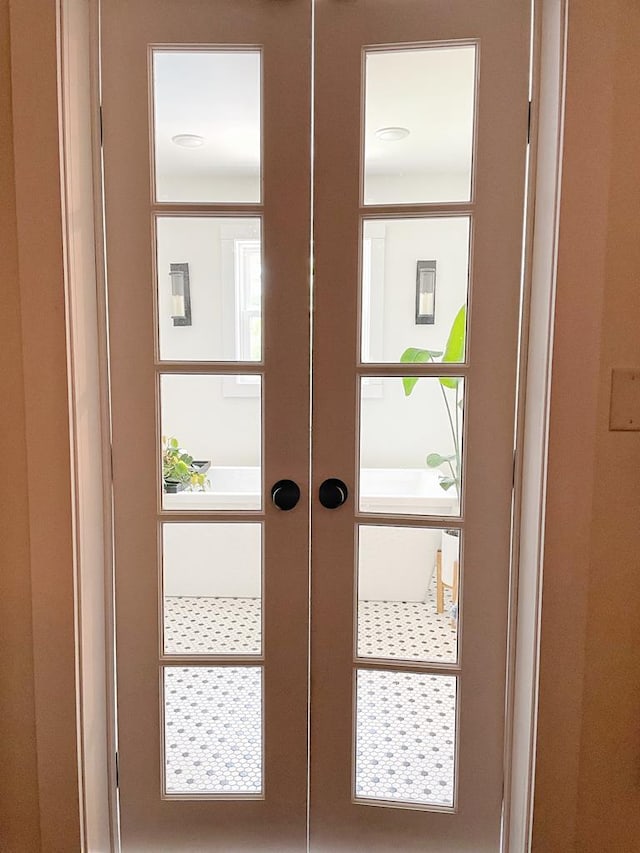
[
  {"left": 164, "top": 573, "right": 457, "bottom": 662},
  {"left": 163, "top": 576, "right": 457, "bottom": 805},
  {"left": 164, "top": 666, "right": 262, "bottom": 795},
  {"left": 354, "top": 669, "right": 456, "bottom": 807},
  {"left": 163, "top": 665, "right": 456, "bottom": 806}
]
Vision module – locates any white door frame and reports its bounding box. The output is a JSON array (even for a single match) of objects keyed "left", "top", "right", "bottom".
[{"left": 8, "top": 0, "right": 569, "bottom": 849}]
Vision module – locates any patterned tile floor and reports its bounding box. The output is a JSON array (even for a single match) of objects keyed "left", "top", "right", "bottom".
[
  {"left": 163, "top": 580, "right": 457, "bottom": 802},
  {"left": 164, "top": 575, "right": 457, "bottom": 662},
  {"left": 355, "top": 669, "right": 456, "bottom": 807},
  {"left": 358, "top": 579, "right": 457, "bottom": 664},
  {"left": 164, "top": 597, "right": 261, "bottom": 656},
  {"left": 164, "top": 666, "right": 262, "bottom": 795}
]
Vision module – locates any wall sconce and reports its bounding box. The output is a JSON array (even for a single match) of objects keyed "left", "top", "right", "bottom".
[
  {"left": 169, "top": 262, "right": 192, "bottom": 326},
  {"left": 415, "top": 260, "right": 436, "bottom": 325}
]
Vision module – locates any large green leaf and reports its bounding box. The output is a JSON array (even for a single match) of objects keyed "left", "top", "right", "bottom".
[
  {"left": 400, "top": 347, "right": 442, "bottom": 395},
  {"left": 439, "top": 305, "right": 466, "bottom": 389}
]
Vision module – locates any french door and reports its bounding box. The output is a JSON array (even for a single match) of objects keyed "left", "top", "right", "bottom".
[{"left": 102, "top": 1, "right": 529, "bottom": 850}]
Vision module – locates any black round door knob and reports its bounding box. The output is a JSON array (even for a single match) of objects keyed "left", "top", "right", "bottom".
[
  {"left": 319, "top": 478, "right": 349, "bottom": 509},
  {"left": 271, "top": 479, "right": 301, "bottom": 511}
]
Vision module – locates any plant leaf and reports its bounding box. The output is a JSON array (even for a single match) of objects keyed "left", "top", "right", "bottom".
[
  {"left": 400, "top": 347, "right": 442, "bottom": 395},
  {"left": 426, "top": 452, "right": 455, "bottom": 468},
  {"left": 438, "top": 477, "right": 457, "bottom": 491},
  {"left": 440, "top": 305, "right": 466, "bottom": 389}
]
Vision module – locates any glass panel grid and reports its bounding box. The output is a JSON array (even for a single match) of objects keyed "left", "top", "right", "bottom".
[
  {"left": 358, "top": 376, "right": 465, "bottom": 517},
  {"left": 163, "top": 665, "right": 263, "bottom": 795},
  {"left": 153, "top": 49, "right": 262, "bottom": 204},
  {"left": 359, "top": 216, "right": 470, "bottom": 365},
  {"left": 155, "top": 216, "right": 262, "bottom": 363},
  {"left": 354, "top": 668, "right": 457, "bottom": 808},
  {"left": 356, "top": 525, "right": 459, "bottom": 665},
  {"left": 362, "top": 45, "right": 476, "bottom": 206},
  {"left": 162, "top": 522, "right": 263, "bottom": 656},
  {"left": 160, "top": 373, "right": 262, "bottom": 511}
]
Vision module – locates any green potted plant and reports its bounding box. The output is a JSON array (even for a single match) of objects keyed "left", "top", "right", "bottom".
[
  {"left": 401, "top": 305, "right": 466, "bottom": 612},
  {"left": 400, "top": 304, "right": 466, "bottom": 500},
  {"left": 162, "top": 436, "right": 210, "bottom": 493}
]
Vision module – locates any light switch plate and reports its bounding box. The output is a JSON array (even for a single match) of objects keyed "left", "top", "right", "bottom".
[{"left": 609, "top": 368, "right": 640, "bottom": 431}]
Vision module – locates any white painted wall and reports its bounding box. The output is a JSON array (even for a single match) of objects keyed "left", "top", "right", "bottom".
[
  {"left": 157, "top": 174, "right": 259, "bottom": 203},
  {"left": 358, "top": 526, "right": 443, "bottom": 602},
  {"left": 156, "top": 215, "right": 260, "bottom": 362},
  {"left": 163, "top": 520, "right": 456, "bottom": 603},
  {"left": 163, "top": 522, "right": 262, "bottom": 598},
  {"left": 365, "top": 171, "right": 470, "bottom": 205},
  {"left": 161, "top": 374, "right": 261, "bottom": 467}
]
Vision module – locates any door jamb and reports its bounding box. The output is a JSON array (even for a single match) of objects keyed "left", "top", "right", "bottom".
[{"left": 503, "top": 1, "right": 568, "bottom": 849}]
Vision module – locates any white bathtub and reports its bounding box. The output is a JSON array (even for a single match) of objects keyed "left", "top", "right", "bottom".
[
  {"left": 359, "top": 467, "right": 458, "bottom": 515},
  {"left": 163, "top": 466, "right": 262, "bottom": 510},
  {"left": 163, "top": 466, "right": 458, "bottom": 602},
  {"left": 164, "top": 465, "right": 457, "bottom": 514}
]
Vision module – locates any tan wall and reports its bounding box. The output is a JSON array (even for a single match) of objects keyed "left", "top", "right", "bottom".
[
  {"left": 1, "top": 0, "right": 639, "bottom": 851},
  {"left": 573, "top": 1, "right": 640, "bottom": 849},
  {"left": 0, "top": 1, "right": 41, "bottom": 850},
  {"left": 533, "top": 1, "right": 640, "bottom": 851}
]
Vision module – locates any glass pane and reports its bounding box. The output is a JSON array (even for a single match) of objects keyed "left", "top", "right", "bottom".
[
  {"left": 363, "top": 45, "right": 476, "bottom": 205},
  {"left": 360, "top": 217, "right": 469, "bottom": 363},
  {"left": 153, "top": 50, "right": 261, "bottom": 203},
  {"left": 359, "top": 377, "right": 464, "bottom": 516},
  {"left": 156, "top": 217, "right": 262, "bottom": 362},
  {"left": 164, "top": 666, "right": 262, "bottom": 795},
  {"left": 163, "top": 523, "right": 262, "bottom": 656},
  {"left": 161, "top": 374, "right": 261, "bottom": 511},
  {"left": 355, "top": 669, "right": 457, "bottom": 807},
  {"left": 357, "top": 526, "right": 459, "bottom": 664}
]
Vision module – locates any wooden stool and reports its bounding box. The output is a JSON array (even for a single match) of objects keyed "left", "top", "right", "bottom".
[{"left": 435, "top": 548, "right": 459, "bottom": 617}]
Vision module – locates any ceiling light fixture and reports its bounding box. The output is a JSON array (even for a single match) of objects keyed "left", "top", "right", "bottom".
[
  {"left": 375, "top": 126, "right": 410, "bottom": 142},
  {"left": 171, "top": 133, "right": 206, "bottom": 148}
]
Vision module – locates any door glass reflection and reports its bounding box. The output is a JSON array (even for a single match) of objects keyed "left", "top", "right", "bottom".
[
  {"left": 164, "top": 666, "right": 263, "bottom": 795},
  {"left": 360, "top": 217, "right": 469, "bottom": 364},
  {"left": 160, "top": 374, "right": 262, "bottom": 511},
  {"left": 359, "top": 377, "right": 464, "bottom": 516},
  {"left": 153, "top": 50, "right": 261, "bottom": 203},
  {"left": 363, "top": 45, "right": 476, "bottom": 205},
  {"left": 163, "top": 523, "right": 262, "bottom": 656},
  {"left": 355, "top": 669, "right": 457, "bottom": 807},
  {"left": 156, "top": 217, "right": 262, "bottom": 362},
  {"left": 357, "top": 525, "right": 459, "bottom": 664}
]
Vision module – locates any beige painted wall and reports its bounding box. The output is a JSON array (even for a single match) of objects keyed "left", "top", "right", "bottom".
[
  {"left": 0, "top": 2, "right": 41, "bottom": 851},
  {"left": 574, "top": 4, "right": 640, "bottom": 846},
  {"left": 533, "top": 1, "right": 640, "bottom": 850},
  {"left": 1, "top": 0, "right": 639, "bottom": 850}
]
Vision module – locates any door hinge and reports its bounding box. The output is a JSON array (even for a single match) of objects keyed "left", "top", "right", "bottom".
[
  {"left": 115, "top": 751, "right": 120, "bottom": 789},
  {"left": 527, "top": 99, "right": 532, "bottom": 144}
]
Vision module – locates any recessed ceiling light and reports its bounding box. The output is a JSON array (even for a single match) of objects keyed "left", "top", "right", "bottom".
[
  {"left": 375, "top": 126, "right": 410, "bottom": 142},
  {"left": 171, "top": 133, "right": 206, "bottom": 148}
]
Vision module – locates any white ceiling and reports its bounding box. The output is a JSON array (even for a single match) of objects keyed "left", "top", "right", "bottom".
[
  {"left": 364, "top": 46, "right": 475, "bottom": 176},
  {"left": 154, "top": 50, "right": 261, "bottom": 180},
  {"left": 153, "top": 45, "right": 475, "bottom": 183}
]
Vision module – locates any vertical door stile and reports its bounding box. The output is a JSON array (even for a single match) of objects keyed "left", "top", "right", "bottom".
[
  {"left": 102, "top": 1, "right": 312, "bottom": 850},
  {"left": 311, "top": 0, "right": 529, "bottom": 850}
]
